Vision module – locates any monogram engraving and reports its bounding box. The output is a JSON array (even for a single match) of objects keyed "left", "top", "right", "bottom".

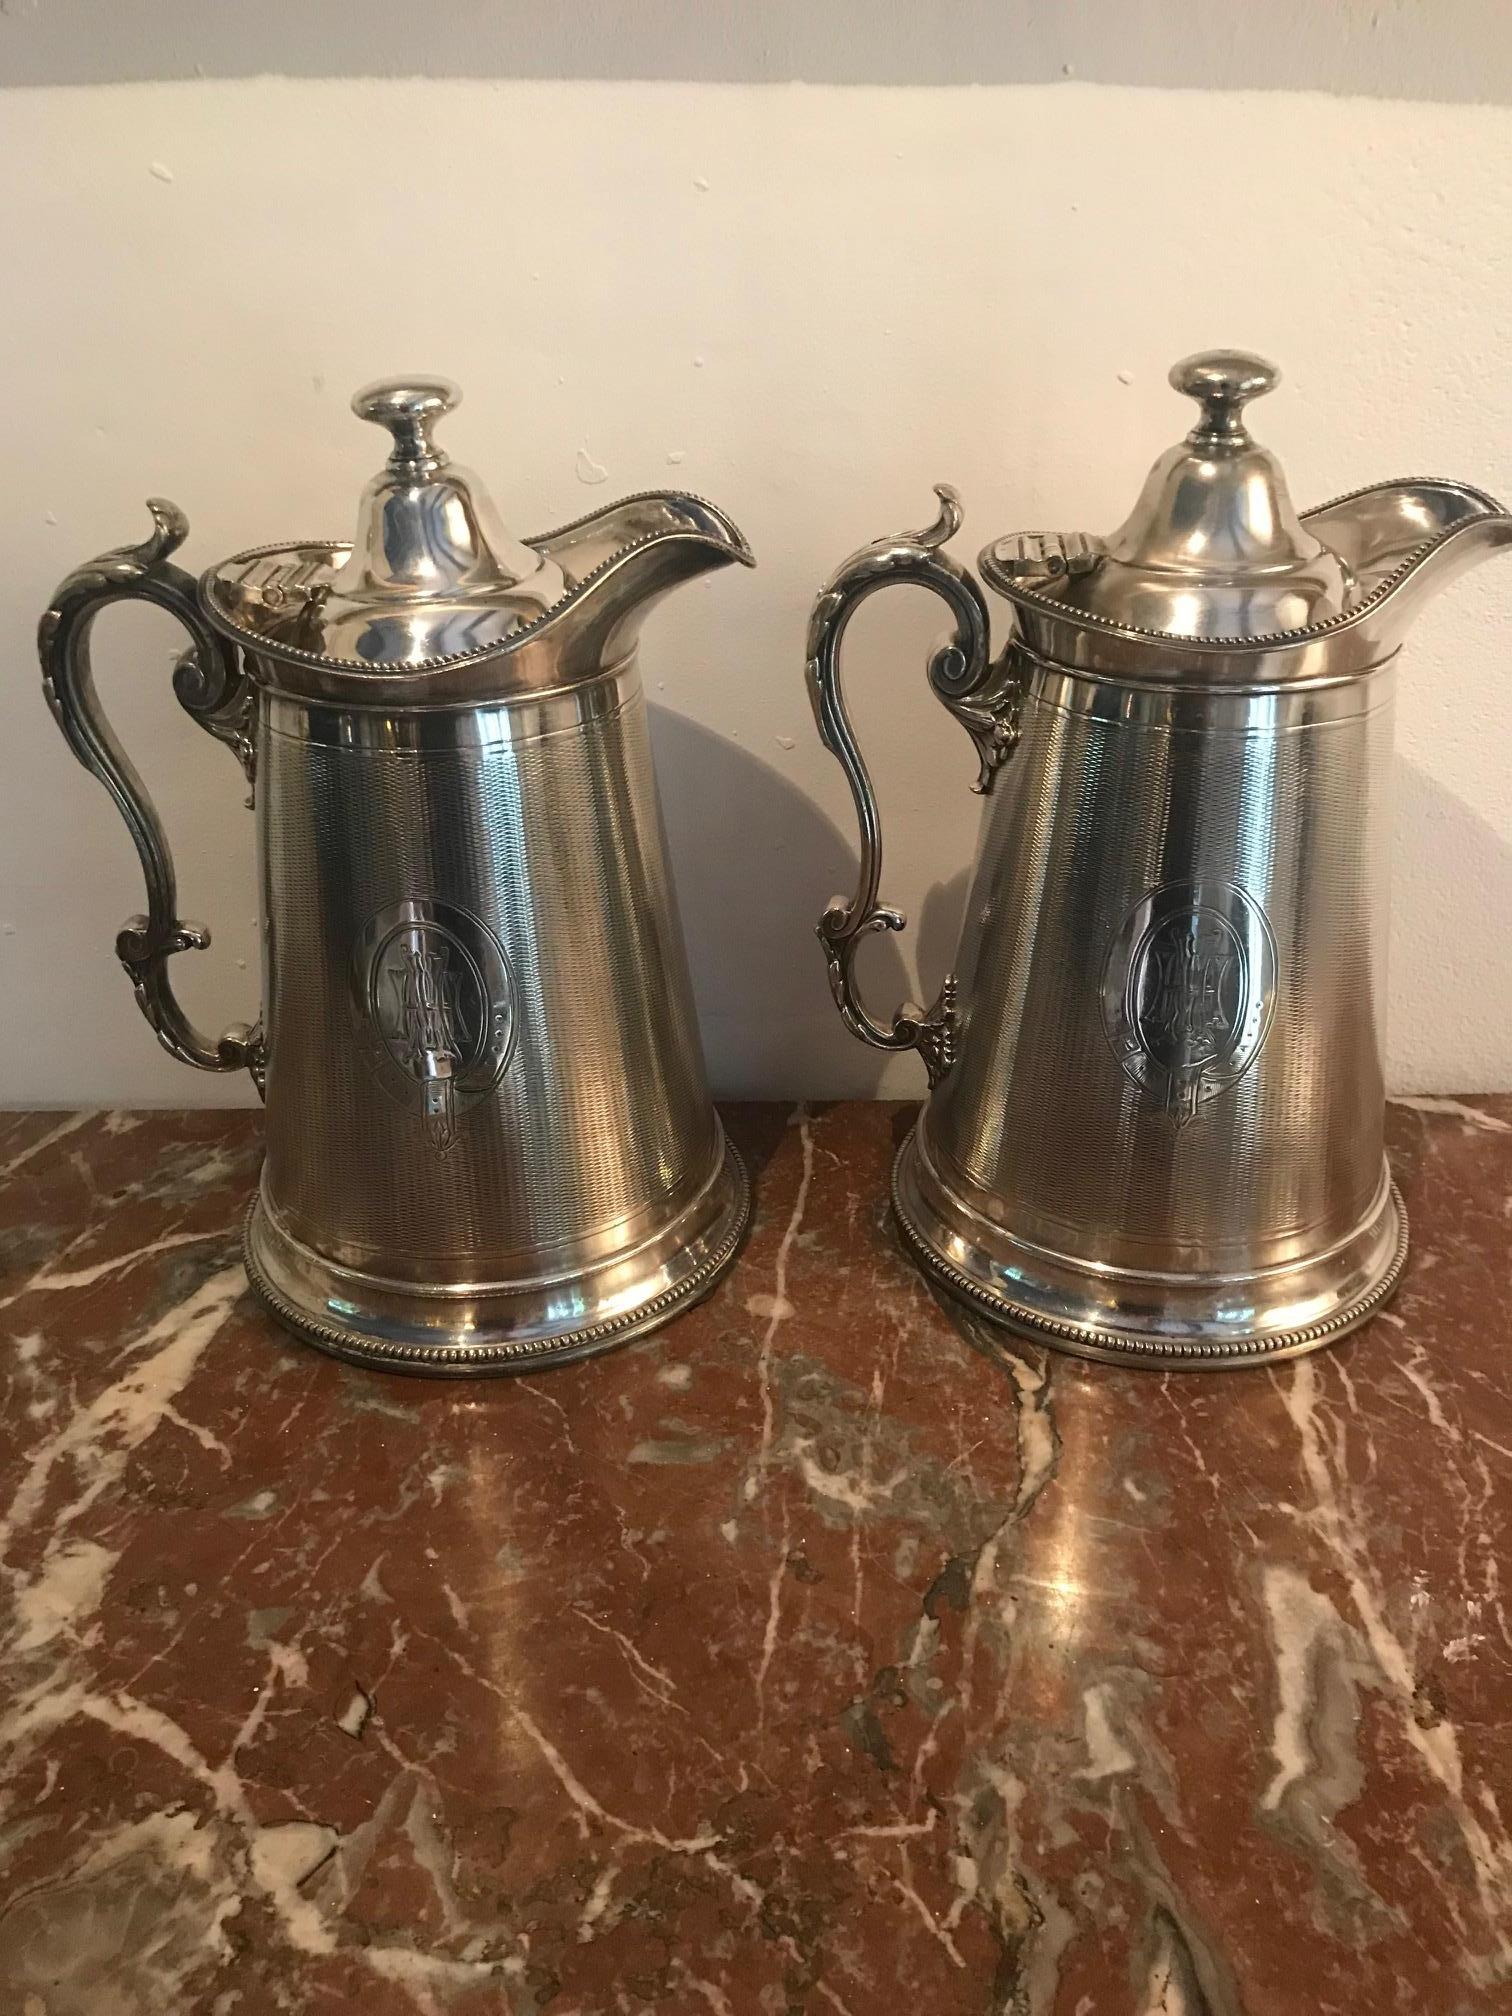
[
  {"left": 374, "top": 935, "right": 473, "bottom": 1152},
  {"left": 1103, "top": 880, "right": 1277, "bottom": 1127},
  {"left": 354, "top": 901, "right": 516, "bottom": 1153}
]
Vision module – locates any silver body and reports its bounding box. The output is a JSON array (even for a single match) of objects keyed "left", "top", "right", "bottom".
[
  {"left": 244, "top": 668, "right": 744, "bottom": 1370},
  {"left": 897, "top": 659, "right": 1403, "bottom": 1364},
  {"left": 40, "top": 379, "right": 753, "bottom": 1373},
  {"left": 807, "top": 355, "right": 1511, "bottom": 1367}
]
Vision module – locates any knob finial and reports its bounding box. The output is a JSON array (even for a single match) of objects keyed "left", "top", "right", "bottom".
[
  {"left": 1170, "top": 350, "right": 1279, "bottom": 446},
  {"left": 351, "top": 376, "right": 461, "bottom": 473}
]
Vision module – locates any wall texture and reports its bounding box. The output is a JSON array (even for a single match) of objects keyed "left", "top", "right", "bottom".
[{"left": 4, "top": 47, "right": 1512, "bottom": 1102}]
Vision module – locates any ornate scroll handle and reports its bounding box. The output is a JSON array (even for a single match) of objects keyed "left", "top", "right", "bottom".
[
  {"left": 37, "top": 500, "right": 265, "bottom": 1091},
  {"left": 804, "top": 484, "right": 1023, "bottom": 1089}
]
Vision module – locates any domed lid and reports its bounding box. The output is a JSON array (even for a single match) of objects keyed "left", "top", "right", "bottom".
[
  {"left": 203, "top": 377, "right": 568, "bottom": 667},
  {"left": 981, "top": 351, "right": 1357, "bottom": 645}
]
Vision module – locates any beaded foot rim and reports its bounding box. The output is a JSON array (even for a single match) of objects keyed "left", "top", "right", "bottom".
[
  {"left": 891, "top": 1152, "right": 1409, "bottom": 1371},
  {"left": 242, "top": 1144, "right": 751, "bottom": 1378}
]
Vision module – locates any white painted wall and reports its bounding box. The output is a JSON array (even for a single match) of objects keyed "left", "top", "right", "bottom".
[{"left": 3, "top": 50, "right": 1512, "bottom": 1103}]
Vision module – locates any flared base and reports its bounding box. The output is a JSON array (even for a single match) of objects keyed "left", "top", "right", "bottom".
[
  {"left": 243, "top": 1134, "right": 751, "bottom": 1377},
  {"left": 892, "top": 1126, "right": 1408, "bottom": 1370}
]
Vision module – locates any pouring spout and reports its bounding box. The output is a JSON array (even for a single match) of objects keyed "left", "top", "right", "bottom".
[
  {"left": 1304, "top": 478, "right": 1512, "bottom": 656},
  {"left": 528, "top": 490, "right": 754, "bottom": 670}
]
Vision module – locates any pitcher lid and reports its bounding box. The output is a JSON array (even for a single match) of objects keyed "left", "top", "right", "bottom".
[
  {"left": 203, "top": 376, "right": 569, "bottom": 666},
  {"left": 980, "top": 350, "right": 1357, "bottom": 645}
]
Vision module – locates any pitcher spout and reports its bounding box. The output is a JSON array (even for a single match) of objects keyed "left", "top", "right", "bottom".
[
  {"left": 532, "top": 491, "right": 754, "bottom": 670},
  {"left": 1304, "top": 477, "right": 1512, "bottom": 656}
]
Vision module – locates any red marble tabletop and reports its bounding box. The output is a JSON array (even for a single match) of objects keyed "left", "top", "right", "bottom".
[{"left": 0, "top": 1100, "right": 1508, "bottom": 2014}]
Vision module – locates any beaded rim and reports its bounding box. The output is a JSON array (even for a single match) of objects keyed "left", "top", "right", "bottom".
[
  {"left": 980, "top": 477, "right": 1507, "bottom": 650},
  {"left": 890, "top": 1154, "right": 1409, "bottom": 1370},
  {"left": 242, "top": 1144, "right": 750, "bottom": 1376},
  {"left": 201, "top": 490, "right": 753, "bottom": 676}
]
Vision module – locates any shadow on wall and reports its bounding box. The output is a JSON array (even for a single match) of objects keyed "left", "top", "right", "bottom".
[
  {"left": 5, "top": 0, "right": 1510, "bottom": 101},
  {"left": 651, "top": 705, "right": 972, "bottom": 1100},
  {"left": 1392, "top": 757, "right": 1512, "bottom": 1093}
]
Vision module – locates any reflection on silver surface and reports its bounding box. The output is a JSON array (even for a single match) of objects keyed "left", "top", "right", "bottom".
[
  {"left": 807, "top": 350, "right": 1512, "bottom": 1367},
  {"left": 39, "top": 377, "right": 755, "bottom": 1372}
]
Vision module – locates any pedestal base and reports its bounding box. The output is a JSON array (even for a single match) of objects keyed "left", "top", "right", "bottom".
[
  {"left": 891, "top": 1126, "right": 1408, "bottom": 1370},
  {"left": 243, "top": 1134, "right": 750, "bottom": 1376}
]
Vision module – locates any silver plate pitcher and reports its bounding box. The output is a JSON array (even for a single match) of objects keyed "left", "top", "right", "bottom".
[
  {"left": 807, "top": 351, "right": 1511, "bottom": 1368},
  {"left": 40, "top": 377, "right": 754, "bottom": 1373}
]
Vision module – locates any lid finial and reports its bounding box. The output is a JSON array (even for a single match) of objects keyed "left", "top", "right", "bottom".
[
  {"left": 351, "top": 375, "right": 460, "bottom": 475},
  {"left": 1170, "top": 350, "right": 1279, "bottom": 449},
  {"left": 979, "top": 347, "right": 1353, "bottom": 643},
  {"left": 279, "top": 372, "right": 567, "bottom": 658}
]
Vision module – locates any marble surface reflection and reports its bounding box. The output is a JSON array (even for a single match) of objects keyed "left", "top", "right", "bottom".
[{"left": 0, "top": 1100, "right": 1508, "bottom": 2013}]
